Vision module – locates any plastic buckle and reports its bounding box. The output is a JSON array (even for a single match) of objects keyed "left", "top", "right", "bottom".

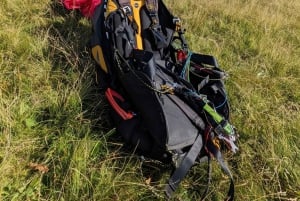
[
  {"left": 121, "top": 5, "right": 132, "bottom": 15},
  {"left": 173, "top": 17, "right": 181, "bottom": 25}
]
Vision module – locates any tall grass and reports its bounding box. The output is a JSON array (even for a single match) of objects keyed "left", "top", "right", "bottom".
[{"left": 0, "top": 0, "right": 299, "bottom": 200}]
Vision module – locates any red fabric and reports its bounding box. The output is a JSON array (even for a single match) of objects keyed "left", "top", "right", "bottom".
[{"left": 63, "top": 0, "right": 102, "bottom": 18}]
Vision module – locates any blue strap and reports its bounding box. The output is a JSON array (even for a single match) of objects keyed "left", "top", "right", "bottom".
[{"left": 180, "top": 51, "right": 193, "bottom": 80}]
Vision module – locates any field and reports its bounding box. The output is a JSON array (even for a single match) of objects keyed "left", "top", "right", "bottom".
[{"left": 0, "top": 0, "right": 299, "bottom": 200}]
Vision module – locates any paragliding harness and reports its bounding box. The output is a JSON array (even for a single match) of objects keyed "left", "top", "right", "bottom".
[{"left": 90, "top": 0, "right": 238, "bottom": 200}]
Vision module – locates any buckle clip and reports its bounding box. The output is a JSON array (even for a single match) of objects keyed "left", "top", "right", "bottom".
[
  {"left": 173, "top": 17, "right": 181, "bottom": 29},
  {"left": 173, "top": 17, "right": 181, "bottom": 25},
  {"left": 121, "top": 5, "right": 132, "bottom": 15}
]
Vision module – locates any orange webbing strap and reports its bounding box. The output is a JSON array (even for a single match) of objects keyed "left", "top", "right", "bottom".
[{"left": 105, "top": 88, "right": 134, "bottom": 120}]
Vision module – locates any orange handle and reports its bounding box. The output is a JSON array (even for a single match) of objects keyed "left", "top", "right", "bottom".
[{"left": 105, "top": 88, "right": 134, "bottom": 120}]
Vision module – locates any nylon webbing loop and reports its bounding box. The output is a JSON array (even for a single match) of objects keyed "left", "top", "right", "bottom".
[
  {"left": 145, "top": 0, "right": 159, "bottom": 25},
  {"left": 118, "top": 0, "right": 132, "bottom": 19},
  {"left": 215, "top": 150, "right": 235, "bottom": 201},
  {"left": 199, "top": 156, "right": 212, "bottom": 201},
  {"left": 165, "top": 134, "right": 203, "bottom": 198},
  {"left": 144, "top": 0, "right": 168, "bottom": 49}
]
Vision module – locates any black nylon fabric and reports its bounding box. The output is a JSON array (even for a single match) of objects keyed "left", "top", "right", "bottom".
[
  {"left": 153, "top": 68, "right": 200, "bottom": 149},
  {"left": 90, "top": 3, "right": 107, "bottom": 49},
  {"left": 90, "top": 3, "right": 113, "bottom": 89},
  {"left": 119, "top": 70, "right": 168, "bottom": 147},
  {"left": 89, "top": 1, "right": 235, "bottom": 200},
  {"left": 141, "top": 0, "right": 175, "bottom": 58},
  {"left": 118, "top": 65, "right": 200, "bottom": 151},
  {"left": 100, "top": 0, "right": 203, "bottom": 159},
  {"left": 188, "top": 53, "right": 230, "bottom": 119},
  {"left": 117, "top": 115, "right": 172, "bottom": 162}
]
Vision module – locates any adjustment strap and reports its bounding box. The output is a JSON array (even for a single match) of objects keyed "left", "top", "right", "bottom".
[
  {"left": 198, "top": 156, "right": 212, "bottom": 200},
  {"left": 215, "top": 150, "right": 235, "bottom": 201},
  {"left": 118, "top": 0, "right": 131, "bottom": 7},
  {"left": 145, "top": 0, "right": 168, "bottom": 49},
  {"left": 173, "top": 17, "right": 188, "bottom": 51},
  {"left": 197, "top": 75, "right": 209, "bottom": 91},
  {"left": 118, "top": 0, "right": 132, "bottom": 19},
  {"left": 165, "top": 134, "right": 203, "bottom": 198},
  {"left": 145, "top": 0, "right": 159, "bottom": 25}
]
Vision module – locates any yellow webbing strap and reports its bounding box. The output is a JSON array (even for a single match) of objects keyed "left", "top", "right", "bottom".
[
  {"left": 130, "top": 0, "right": 145, "bottom": 50},
  {"left": 107, "top": 0, "right": 145, "bottom": 50},
  {"left": 92, "top": 45, "right": 108, "bottom": 73},
  {"left": 106, "top": 0, "right": 118, "bottom": 17}
]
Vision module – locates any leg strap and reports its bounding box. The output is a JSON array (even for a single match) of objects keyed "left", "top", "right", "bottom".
[
  {"left": 165, "top": 134, "right": 203, "bottom": 198},
  {"left": 215, "top": 150, "right": 235, "bottom": 201}
]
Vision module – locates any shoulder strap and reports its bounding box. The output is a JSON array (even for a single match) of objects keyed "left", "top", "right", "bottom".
[
  {"left": 145, "top": 0, "right": 159, "bottom": 25},
  {"left": 117, "top": 0, "right": 145, "bottom": 49},
  {"left": 145, "top": 0, "right": 168, "bottom": 49}
]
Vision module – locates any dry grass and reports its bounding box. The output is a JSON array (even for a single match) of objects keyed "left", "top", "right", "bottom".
[{"left": 0, "top": 0, "right": 299, "bottom": 200}]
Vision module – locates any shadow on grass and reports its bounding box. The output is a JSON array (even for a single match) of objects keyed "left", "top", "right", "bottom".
[
  {"left": 33, "top": 1, "right": 172, "bottom": 200},
  {"left": 44, "top": 0, "right": 113, "bottom": 133}
]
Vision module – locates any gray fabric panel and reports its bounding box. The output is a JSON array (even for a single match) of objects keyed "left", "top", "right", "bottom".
[
  {"left": 153, "top": 69, "right": 198, "bottom": 150},
  {"left": 160, "top": 94, "right": 198, "bottom": 150}
]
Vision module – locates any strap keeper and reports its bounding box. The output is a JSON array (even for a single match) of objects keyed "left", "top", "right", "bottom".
[{"left": 149, "top": 12, "right": 157, "bottom": 17}]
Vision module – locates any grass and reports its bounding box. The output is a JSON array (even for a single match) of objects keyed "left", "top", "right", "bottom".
[{"left": 0, "top": 0, "right": 299, "bottom": 200}]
